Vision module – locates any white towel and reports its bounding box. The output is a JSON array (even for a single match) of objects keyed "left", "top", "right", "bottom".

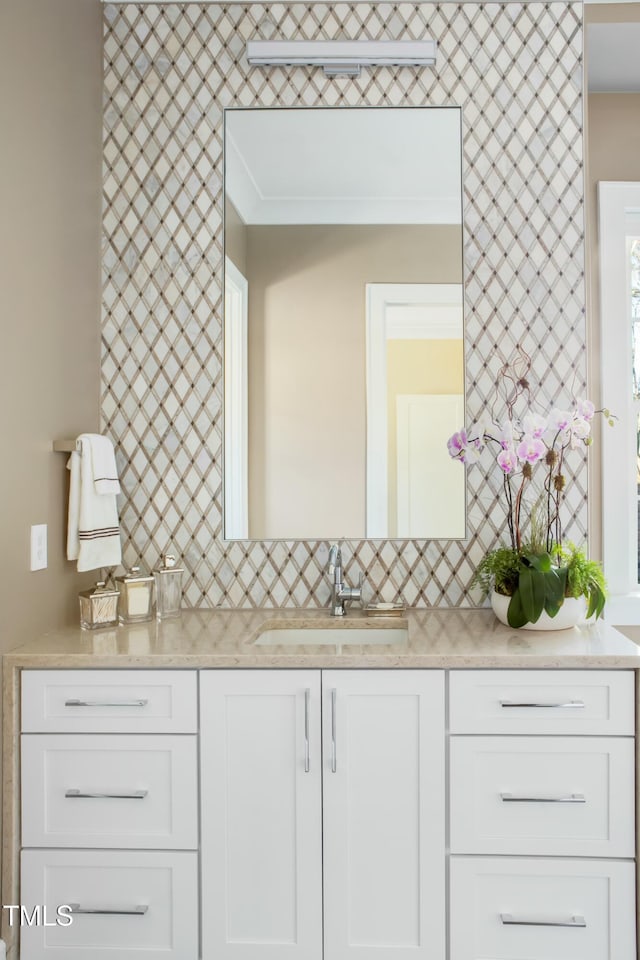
[{"left": 67, "top": 434, "right": 122, "bottom": 572}]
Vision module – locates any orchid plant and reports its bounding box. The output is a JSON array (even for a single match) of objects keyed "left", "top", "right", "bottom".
[{"left": 447, "top": 349, "right": 613, "bottom": 626}]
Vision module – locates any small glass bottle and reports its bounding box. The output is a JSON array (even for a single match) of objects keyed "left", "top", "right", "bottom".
[
  {"left": 154, "top": 554, "right": 184, "bottom": 620},
  {"left": 79, "top": 581, "right": 119, "bottom": 630},
  {"left": 115, "top": 565, "right": 155, "bottom": 623}
]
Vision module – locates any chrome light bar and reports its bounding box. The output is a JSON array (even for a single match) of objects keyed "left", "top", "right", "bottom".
[{"left": 246, "top": 40, "right": 437, "bottom": 77}]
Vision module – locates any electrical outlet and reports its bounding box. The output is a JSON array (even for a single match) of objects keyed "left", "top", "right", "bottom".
[{"left": 30, "top": 524, "right": 47, "bottom": 571}]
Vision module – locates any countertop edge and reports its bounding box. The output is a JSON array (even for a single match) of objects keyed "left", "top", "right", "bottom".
[{"left": 5, "top": 653, "right": 640, "bottom": 669}]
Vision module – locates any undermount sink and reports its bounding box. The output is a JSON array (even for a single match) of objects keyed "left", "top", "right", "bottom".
[{"left": 254, "top": 626, "right": 408, "bottom": 646}]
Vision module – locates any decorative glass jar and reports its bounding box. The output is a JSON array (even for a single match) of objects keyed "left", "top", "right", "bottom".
[
  {"left": 79, "top": 581, "right": 119, "bottom": 630},
  {"left": 154, "top": 554, "right": 183, "bottom": 620},
  {"left": 115, "top": 566, "right": 155, "bottom": 623}
]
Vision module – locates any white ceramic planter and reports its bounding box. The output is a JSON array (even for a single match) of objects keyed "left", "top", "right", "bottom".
[{"left": 491, "top": 591, "right": 588, "bottom": 631}]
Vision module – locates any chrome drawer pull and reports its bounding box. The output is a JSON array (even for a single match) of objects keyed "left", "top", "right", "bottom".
[
  {"left": 500, "top": 912, "right": 586, "bottom": 928},
  {"left": 304, "top": 688, "right": 311, "bottom": 773},
  {"left": 331, "top": 688, "right": 337, "bottom": 773},
  {"left": 68, "top": 903, "right": 148, "bottom": 916},
  {"left": 500, "top": 792, "right": 585, "bottom": 803},
  {"left": 65, "top": 789, "right": 148, "bottom": 800},
  {"left": 64, "top": 698, "right": 149, "bottom": 708},
  {"left": 499, "top": 700, "right": 585, "bottom": 709}
]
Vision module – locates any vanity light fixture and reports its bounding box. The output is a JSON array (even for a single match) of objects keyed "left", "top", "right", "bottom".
[{"left": 246, "top": 39, "right": 437, "bottom": 77}]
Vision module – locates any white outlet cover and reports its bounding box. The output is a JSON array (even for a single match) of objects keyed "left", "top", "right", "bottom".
[{"left": 30, "top": 524, "right": 47, "bottom": 571}]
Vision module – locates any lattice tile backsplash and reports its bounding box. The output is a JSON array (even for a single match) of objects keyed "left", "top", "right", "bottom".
[{"left": 102, "top": 1, "right": 585, "bottom": 608}]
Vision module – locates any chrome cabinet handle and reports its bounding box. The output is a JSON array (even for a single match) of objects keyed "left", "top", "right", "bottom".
[
  {"left": 304, "top": 688, "right": 310, "bottom": 773},
  {"left": 500, "top": 912, "right": 586, "bottom": 928},
  {"left": 68, "top": 903, "right": 148, "bottom": 916},
  {"left": 500, "top": 792, "right": 585, "bottom": 803},
  {"left": 65, "top": 789, "right": 148, "bottom": 800},
  {"left": 331, "top": 688, "right": 337, "bottom": 773},
  {"left": 499, "top": 700, "right": 585, "bottom": 709},
  {"left": 64, "top": 699, "right": 149, "bottom": 708}
]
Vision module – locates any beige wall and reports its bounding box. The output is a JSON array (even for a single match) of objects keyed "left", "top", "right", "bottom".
[
  {"left": 0, "top": 0, "right": 103, "bottom": 649},
  {"left": 585, "top": 31, "right": 640, "bottom": 563},
  {"left": 245, "top": 223, "right": 462, "bottom": 539},
  {"left": 586, "top": 2, "right": 640, "bottom": 23}
]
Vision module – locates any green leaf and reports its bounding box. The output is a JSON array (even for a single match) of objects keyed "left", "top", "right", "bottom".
[
  {"left": 507, "top": 589, "right": 527, "bottom": 628},
  {"left": 544, "top": 594, "right": 563, "bottom": 617},
  {"left": 543, "top": 566, "right": 567, "bottom": 618},
  {"left": 525, "top": 552, "right": 552, "bottom": 574},
  {"left": 587, "top": 584, "right": 606, "bottom": 620},
  {"left": 518, "top": 566, "right": 545, "bottom": 623}
]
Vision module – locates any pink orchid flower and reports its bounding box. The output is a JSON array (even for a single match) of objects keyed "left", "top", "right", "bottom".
[
  {"left": 550, "top": 408, "right": 572, "bottom": 431},
  {"left": 447, "top": 429, "right": 483, "bottom": 464},
  {"left": 447, "top": 430, "right": 468, "bottom": 460},
  {"left": 463, "top": 439, "right": 482, "bottom": 465},
  {"left": 569, "top": 415, "right": 591, "bottom": 448},
  {"left": 497, "top": 448, "right": 518, "bottom": 474},
  {"left": 577, "top": 398, "right": 595, "bottom": 421},
  {"left": 499, "top": 422, "right": 514, "bottom": 449},
  {"left": 516, "top": 435, "right": 546, "bottom": 464},
  {"left": 522, "top": 413, "right": 547, "bottom": 438}
]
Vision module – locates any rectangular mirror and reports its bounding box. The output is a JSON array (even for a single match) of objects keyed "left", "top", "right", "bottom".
[{"left": 223, "top": 106, "right": 464, "bottom": 541}]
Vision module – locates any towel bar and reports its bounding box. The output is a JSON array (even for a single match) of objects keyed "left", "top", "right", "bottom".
[{"left": 52, "top": 440, "right": 75, "bottom": 452}]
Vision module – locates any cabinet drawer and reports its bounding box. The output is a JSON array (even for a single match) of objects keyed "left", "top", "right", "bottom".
[
  {"left": 449, "top": 670, "right": 634, "bottom": 734},
  {"left": 450, "top": 857, "right": 636, "bottom": 960},
  {"left": 20, "top": 849, "right": 198, "bottom": 959},
  {"left": 22, "top": 670, "right": 197, "bottom": 733},
  {"left": 450, "top": 735, "right": 634, "bottom": 857},
  {"left": 21, "top": 734, "right": 197, "bottom": 849}
]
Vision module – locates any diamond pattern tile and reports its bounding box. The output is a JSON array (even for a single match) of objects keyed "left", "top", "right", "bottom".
[{"left": 102, "top": 1, "right": 586, "bottom": 609}]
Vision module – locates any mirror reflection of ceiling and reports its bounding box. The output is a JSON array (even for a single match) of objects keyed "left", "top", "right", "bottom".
[{"left": 225, "top": 108, "right": 462, "bottom": 226}]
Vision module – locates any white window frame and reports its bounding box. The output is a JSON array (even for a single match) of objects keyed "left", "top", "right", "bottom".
[{"left": 598, "top": 182, "right": 640, "bottom": 622}]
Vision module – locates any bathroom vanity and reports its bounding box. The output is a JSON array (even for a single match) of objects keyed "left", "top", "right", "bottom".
[{"left": 3, "top": 608, "right": 639, "bottom": 959}]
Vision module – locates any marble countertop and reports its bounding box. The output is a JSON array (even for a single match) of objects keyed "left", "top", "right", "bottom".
[{"left": 4, "top": 607, "right": 640, "bottom": 669}]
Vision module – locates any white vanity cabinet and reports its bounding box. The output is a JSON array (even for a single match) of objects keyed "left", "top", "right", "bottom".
[
  {"left": 449, "top": 670, "right": 636, "bottom": 960},
  {"left": 19, "top": 670, "right": 199, "bottom": 960},
  {"left": 200, "top": 670, "right": 445, "bottom": 960},
  {"left": 16, "top": 664, "right": 636, "bottom": 960}
]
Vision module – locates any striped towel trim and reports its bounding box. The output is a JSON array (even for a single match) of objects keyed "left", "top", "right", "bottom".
[{"left": 78, "top": 528, "right": 121, "bottom": 540}]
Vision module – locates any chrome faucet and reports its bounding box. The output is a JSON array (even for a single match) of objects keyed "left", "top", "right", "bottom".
[{"left": 328, "top": 544, "right": 362, "bottom": 617}]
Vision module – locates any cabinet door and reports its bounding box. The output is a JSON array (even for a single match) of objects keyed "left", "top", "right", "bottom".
[
  {"left": 200, "top": 670, "right": 322, "bottom": 960},
  {"left": 322, "top": 670, "right": 445, "bottom": 960}
]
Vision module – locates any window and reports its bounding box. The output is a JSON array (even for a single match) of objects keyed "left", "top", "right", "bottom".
[
  {"left": 631, "top": 238, "right": 640, "bottom": 582},
  {"left": 599, "top": 183, "right": 640, "bottom": 619}
]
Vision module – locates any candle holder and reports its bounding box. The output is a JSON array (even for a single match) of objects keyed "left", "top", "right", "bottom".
[{"left": 115, "top": 566, "right": 155, "bottom": 623}]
